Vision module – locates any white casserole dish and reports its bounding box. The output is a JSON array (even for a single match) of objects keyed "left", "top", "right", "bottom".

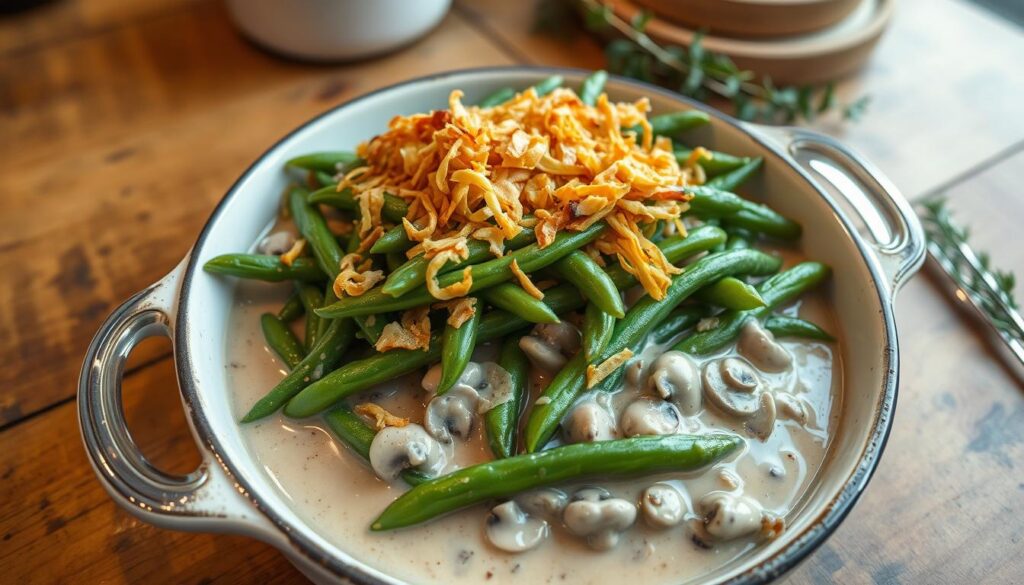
[{"left": 79, "top": 67, "right": 925, "bottom": 584}]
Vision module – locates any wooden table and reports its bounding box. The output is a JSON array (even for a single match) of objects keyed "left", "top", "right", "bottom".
[{"left": 2, "top": 0, "right": 1022, "bottom": 582}]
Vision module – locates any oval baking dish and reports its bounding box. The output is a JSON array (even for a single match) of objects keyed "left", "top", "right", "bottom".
[{"left": 79, "top": 67, "right": 925, "bottom": 584}]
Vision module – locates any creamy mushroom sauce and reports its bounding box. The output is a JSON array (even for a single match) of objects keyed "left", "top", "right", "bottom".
[{"left": 227, "top": 253, "right": 841, "bottom": 585}]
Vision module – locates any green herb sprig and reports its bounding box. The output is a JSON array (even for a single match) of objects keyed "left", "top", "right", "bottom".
[
  {"left": 919, "top": 197, "right": 1023, "bottom": 362},
  {"left": 536, "top": 0, "right": 869, "bottom": 124}
]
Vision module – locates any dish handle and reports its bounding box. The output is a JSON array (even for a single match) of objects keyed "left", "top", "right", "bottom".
[
  {"left": 744, "top": 124, "right": 927, "bottom": 294},
  {"left": 78, "top": 257, "right": 269, "bottom": 534}
]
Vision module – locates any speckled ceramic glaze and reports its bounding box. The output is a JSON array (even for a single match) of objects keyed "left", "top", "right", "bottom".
[{"left": 79, "top": 67, "right": 925, "bottom": 584}]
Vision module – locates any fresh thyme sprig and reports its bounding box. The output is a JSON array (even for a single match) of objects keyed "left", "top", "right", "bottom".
[
  {"left": 919, "top": 197, "right": 1023, "bottom": 361},
  {"left": 535, "top": 0, "right": 869, "bottom": 124}
]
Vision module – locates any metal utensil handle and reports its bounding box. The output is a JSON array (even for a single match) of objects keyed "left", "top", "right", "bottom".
[
  {"left": 748, "top": 124, "right": 927, "bottom": 293},
  {"left": 78, "top": 259, "right": 257, "bottom": 531}
]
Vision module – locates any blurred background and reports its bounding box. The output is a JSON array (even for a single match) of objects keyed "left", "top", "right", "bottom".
[{"left": 1, "top": 0, "right": 1022, "bottom": 583}]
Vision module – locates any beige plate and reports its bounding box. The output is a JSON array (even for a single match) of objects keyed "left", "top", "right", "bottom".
[
  {"left": 632, "top": 0, "right": 863, "bottom": 38},
  {"left": 609, "top": 0, "right": 893, "bottom": 85}
]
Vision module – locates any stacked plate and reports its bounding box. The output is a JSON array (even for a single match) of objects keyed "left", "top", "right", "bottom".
[{"left": 610, "top": 0, "right": 893, "bottom": 84}]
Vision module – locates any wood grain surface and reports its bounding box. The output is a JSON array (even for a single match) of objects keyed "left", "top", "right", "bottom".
[{"left": 1, "top": 0, "right": 1022, "bottom": 583}]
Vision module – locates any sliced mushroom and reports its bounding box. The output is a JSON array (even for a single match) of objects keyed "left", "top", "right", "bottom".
[
  {"left": 619, "top": 398, "right": 681, "bottom": 437},
  {"left": 485, "top": 501, "right": 549, "bottom": 553},
  {"left": 699, "top": 492, "right": 766, "bottom": 541},
  {"left": 738, "top": 319, "right": 793, "bottom": 373},
  {"left": 774, "top": 392, "right": 809, "bottom": 425},
  {"left": 421, "top": 363, "right": 443, "bottom": 394},
  {"left": 516, "top": 488, "right": 568, "bottom": 520},
  {"left": 421, "top": 362, "right": 483, "bottom": 396},
  {"left": 563, "top": 488, "right": 637, "bottom": 551},
  {"left": 719, "top": 358, "right": 759, "bottom": 392},
  {"left": 562, "top": 399, "right": 617, "bottom": 444},
  {"left": 745, "top": 392, "right": 777, "bottom": 441},
  {"left": 646, "top": 351, "right": 702, "bottom": 416},
  {"left": 424, "top": 386, "right": 479, "bottom": 443},
  {"left": 624, "top": 358, "right": 646, "bottom": 387},
  {"left": 702, "top": 358, "right": 763, "bottom": 418},
  {"left": 257, "top": 231, "right": 295, "bottom": 255},
  {"left": 519, "top": 322, "right": 581, "bottom": 371},
  {"left": 640, "top": 484, "right": 687, "bottom": 529},
  {"left": 536, "top": 322, "right": 581, "bottom": 354},
  {"left": 368, "top": 424, "right": 446, "bottom": 482},
  {"left": 473, "top": 362, "right": 514, "bottom": 413}
]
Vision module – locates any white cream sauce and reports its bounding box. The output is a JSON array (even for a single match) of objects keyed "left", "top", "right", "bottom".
[{"left": 226, "top": 255, "right": 842, "bottom": 585}]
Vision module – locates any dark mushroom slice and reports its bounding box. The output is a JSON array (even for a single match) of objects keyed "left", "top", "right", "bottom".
[
  {"left": 563, "top": 487, "right": 637, "bottom": 551},
  {"left": 737, "top": 319, "right": 793, "bottom": 373},
  {"left": 640, "top": 484, "right": 688, "bottom": 529},
  {"left": 562, "top": 399, "right": 618, "bottom": 444},
  {"left": 646, "top": 351, "right": 702, "bottom": 416},
  {"left": 368, "top": 424, "right": 447, "bottom": 482},
  {"left": 619, "top": 398, "right": 682, "bottom": 437},
  {"left": 485, "top": 501, "right": 549, "bottom": 553}
]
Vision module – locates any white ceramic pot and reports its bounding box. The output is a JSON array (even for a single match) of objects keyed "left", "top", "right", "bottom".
[
  {"left": 225, "top": 0, "right": 452, "bottom": 61},
  {"left": 79, "top": 67, "right": 925, "bottom": 584}
]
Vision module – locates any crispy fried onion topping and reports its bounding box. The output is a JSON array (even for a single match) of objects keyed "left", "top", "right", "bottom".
[
  {"left": 435, "top": 296, "right": 477, "bottom": 328},
  {"left": 509, "top": 259, "right": 544, "bottom": 300},
  {"left": 586, "top": 348, "right": 634, "bottom": 389},
  {"left": 354, "top": 403, "right": 409, "bottom": 431},
  {"left": 279, "top": 238, "right": 306, "bottom": 267},
  {"left": 375, "top": 306, "right": 432, "bottom": 352},
  {"left": 338, "top": 86, "right": 695, "bottom": 300},
  {"left": 333, "top": 253, "right": 384, "bottom": 298}
]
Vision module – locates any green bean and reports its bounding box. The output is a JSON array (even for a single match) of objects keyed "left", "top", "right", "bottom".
[
  {"left": 696, "top": 277, "right": 765, "bottom": 310},
  {"left": 385, "top": 251, "right": 407, "bottom": 273},
  {"left": 323, "top": 406, "right": 428, "bottom": 486},
  {"left": 277, "top": 293, "right": 305, "bottom": 321},
  {"left": 485, "top": 336, "right": 530, "bottom": 459},
  {"left": 285, "top": 285, "right": 587, "bottom": 418},
  {"left": 308, "top": 186, "right": 409, "bottom": 223},
  {"left": 479, "top": 283, "right": 559, "bottom": 324},
  {"left": 725, "top": 226, "right": 754, "bottom": 250},
  {"left": 582, "top": 302, "right": 615, "bottom": 361},
  {"left": 316, "top": 223, "right": 606, "bottom": 320},
  {"left": 371, "top": 434, "right": 741, "bottom": 530},
  {"left": 763, "top": 315, "right": 835, "bottom": 342},
  {"left": 649, "top": 111, "right": 710, "bottom": 137},
  {"left": 438, "top": 299, "right": 482, "bottom": 394},
  {"left": 203, "top": 254, "right": 326, "bottom": 282},
  {"left": 295, "top": 283, "right": 325, "bottom": 349},
  {"left": 533, "top": 75, "right": 563, "bottom": 96},
  {"left": 260, "top": 313, "right": 306, "bottom": 369},
  {"left": 354, "top": 313, "right": 387, "bottom": 344},
  {"left": 286, "top": 152, "right": 360, "bottom": 173},
  {"left": 370, "top": 224, "right": 413, "bottom": 254},
  {"left": 685, "top": 186, "right": 746, "bottom": 217},
  {"left": 314, "top": 170, "right": 335, "bottom": 188},
  {"left": 673, "top": 262, "right": 830, "bottom": 355},
  {"left": 673, "top": 148, "right": 749, "bottom": 177},
  {"left": 478, "top": 87, "right": 515, "bottom": 107},
  {"left": 549, "top": 250, "right": 624, "bottom": 318},
  {"left": 651, "top": 305, "right": 708, "bottom": 344},
  {"left": 579, "top": 70, "right": 608, "bottom": 106},
  {"left": 685, "top": 186, "right": 801, "bottom": 241},
  {"left": 308, "top": 185, "right": 356, "bottom": 210},
  {"left": 382, "top": 229, "right": 536, "bottom": 298},
  {"left": 705, "top": 157, "right": 763, "bottom": 192},
  {"left": 721, "top": 205, "right": 802, "bottom": 240},
  {"left": 290, "top": 187, "right": 344, "bottom": 277},
  {"left": 319, "top": 284, "right": 337, "bottom": 341},
  {"left": 242, "top": 317, "right": 357, "bottom": 422},
  {"left": 524, "top": 249, "right": 782, "bottom": 452},
  {"left": 604, "top": 225, "right": 726, "bottom": 289}
]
